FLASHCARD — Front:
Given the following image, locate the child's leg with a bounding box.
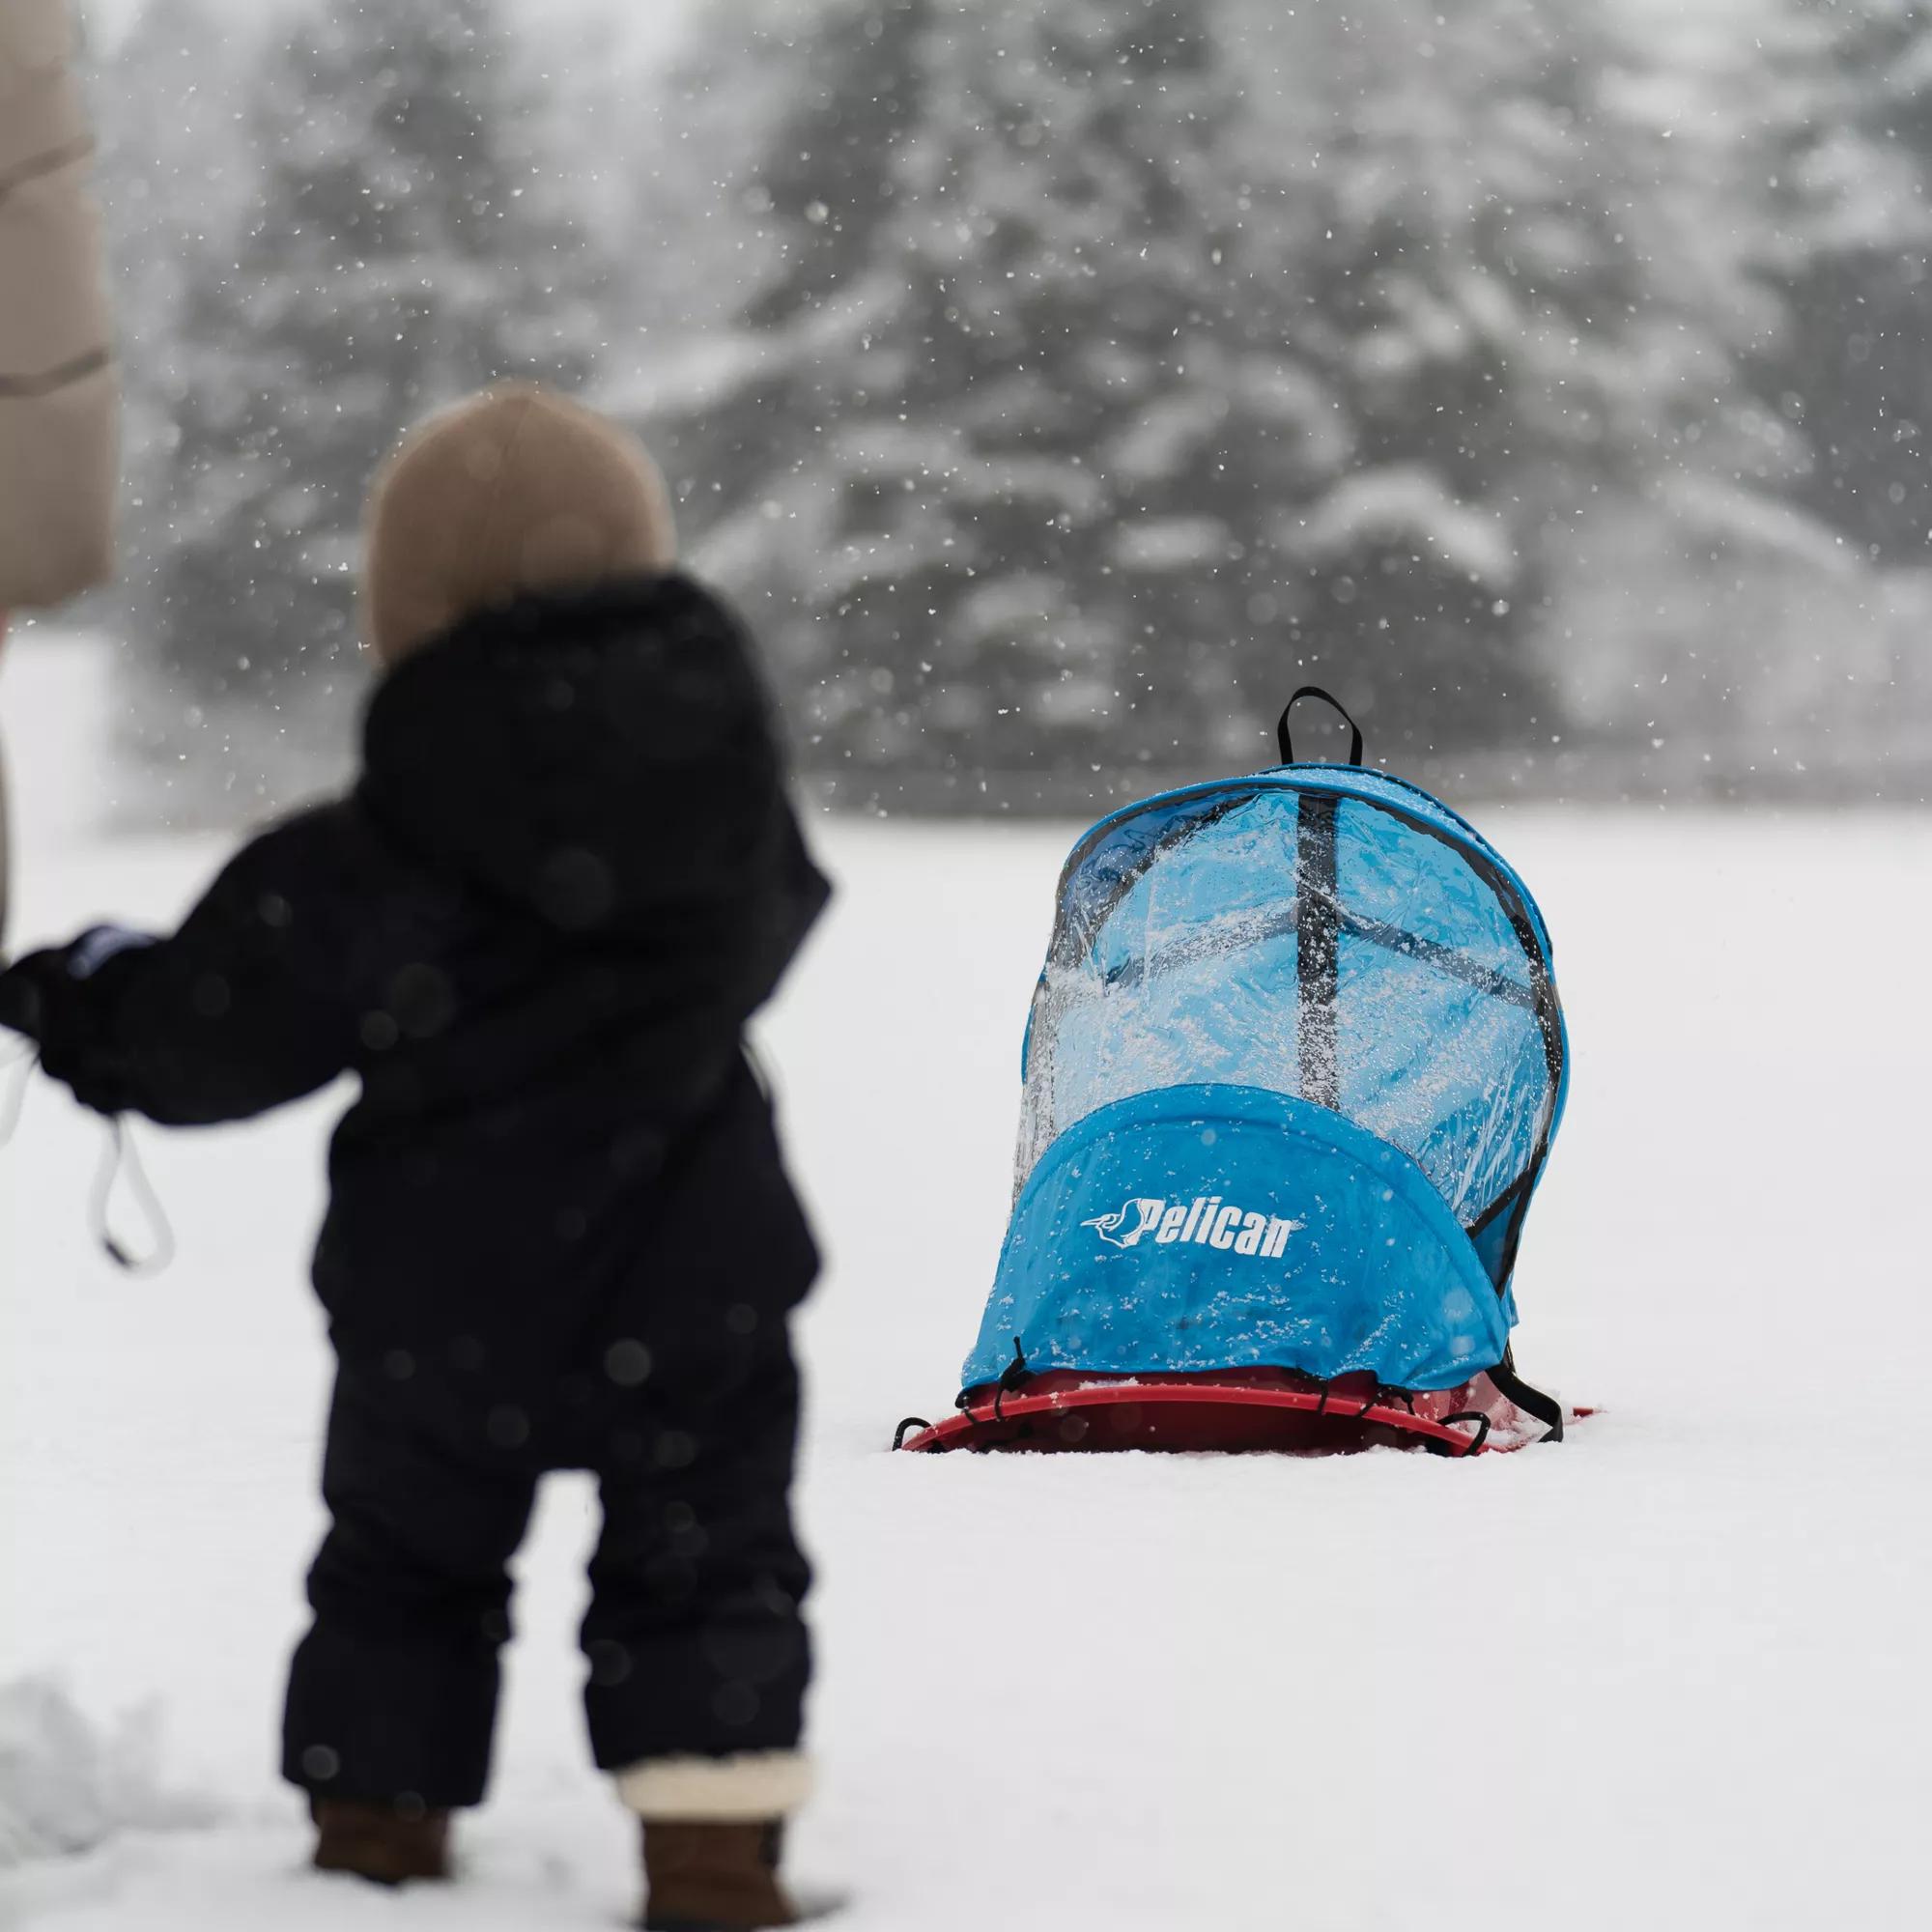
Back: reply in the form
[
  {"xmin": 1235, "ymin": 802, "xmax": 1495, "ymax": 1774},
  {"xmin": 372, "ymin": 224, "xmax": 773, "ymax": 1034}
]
[
  {"xmin": 582, "ymin": 1332, "xmax": 812, "ymax": 1809},
  {"xmin": 283, "ymin": 1367, "xmax": 537, "ymax": 1813}
]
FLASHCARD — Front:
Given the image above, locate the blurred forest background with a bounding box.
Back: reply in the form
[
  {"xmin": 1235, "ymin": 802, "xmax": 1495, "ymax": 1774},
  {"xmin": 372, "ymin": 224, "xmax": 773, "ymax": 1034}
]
[{"xmin": 71, "ymin": 0, "xmax": 1932, "ymax": 816}]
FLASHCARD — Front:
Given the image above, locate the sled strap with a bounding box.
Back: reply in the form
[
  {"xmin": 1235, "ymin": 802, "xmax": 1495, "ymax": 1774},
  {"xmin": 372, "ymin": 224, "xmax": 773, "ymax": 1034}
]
[
  {"xmin": 1488, "ymin": 1359, "xmax": 1565, "ymax": 1443},
  {"xmin": 1277, "ymin": 686, "xmax": 1364, "ymax": 766},
  {"xmin": 1432, "ymin": 1411, "xmax": 1493, "ymax": 1456}
]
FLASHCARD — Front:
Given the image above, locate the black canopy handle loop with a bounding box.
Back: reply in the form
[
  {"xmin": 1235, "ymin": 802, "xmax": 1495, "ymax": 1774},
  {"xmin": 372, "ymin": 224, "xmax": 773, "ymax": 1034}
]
[{"xmin": 1277, "ymin": 687, "xmax": 1365, "ymax": 768}]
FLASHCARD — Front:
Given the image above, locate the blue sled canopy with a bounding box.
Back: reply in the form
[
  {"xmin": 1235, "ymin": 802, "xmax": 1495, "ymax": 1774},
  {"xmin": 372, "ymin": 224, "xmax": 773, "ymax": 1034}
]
[{"xmin": 963, "ymin": 759, "xmax": 1569, "ymax": 1398}]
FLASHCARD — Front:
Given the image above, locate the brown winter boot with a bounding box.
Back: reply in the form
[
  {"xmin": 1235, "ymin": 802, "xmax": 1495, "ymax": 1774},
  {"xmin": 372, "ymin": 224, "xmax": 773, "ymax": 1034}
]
[
  {"xmin": 641, "ymin": 1820, "xmax": 798, "ymax": 1929},
  {"xmin": 310, "ymin": 1796, "xmax": 452, "ymax": 1885}
]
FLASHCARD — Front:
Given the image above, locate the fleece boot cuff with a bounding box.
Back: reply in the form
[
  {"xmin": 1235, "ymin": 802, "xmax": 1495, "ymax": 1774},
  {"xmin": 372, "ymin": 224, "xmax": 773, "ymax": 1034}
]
[{"xmin": 617, "ymin": 1750, "xmax": 813, "ymax": 1822}]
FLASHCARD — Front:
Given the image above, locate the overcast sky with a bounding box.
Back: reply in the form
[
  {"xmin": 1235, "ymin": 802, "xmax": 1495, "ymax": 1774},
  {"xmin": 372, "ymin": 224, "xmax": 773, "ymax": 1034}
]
[{"xmin": 81, "ymin": 0, "xmax": 696, "ymax": 64}]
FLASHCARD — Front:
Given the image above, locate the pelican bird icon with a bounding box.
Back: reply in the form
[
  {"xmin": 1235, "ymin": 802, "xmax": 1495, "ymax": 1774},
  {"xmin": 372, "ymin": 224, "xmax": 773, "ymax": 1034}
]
[{"xmin": 1083, "ymin": 1198, "xmax": 1168, "ymax": 1249}]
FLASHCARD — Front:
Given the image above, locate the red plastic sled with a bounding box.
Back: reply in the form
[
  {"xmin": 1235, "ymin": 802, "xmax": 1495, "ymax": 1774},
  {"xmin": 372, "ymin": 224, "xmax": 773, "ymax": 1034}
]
[{"xmin": 895, "ymin": 1366, "xmax": 1581, "ymax": 1458}]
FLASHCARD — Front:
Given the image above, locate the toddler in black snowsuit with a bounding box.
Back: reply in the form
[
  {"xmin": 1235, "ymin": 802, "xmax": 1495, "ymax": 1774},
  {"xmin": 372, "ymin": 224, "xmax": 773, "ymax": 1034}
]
[{"xmin": 0, "ymin": 385, "xmax": 828, "ymax": 1929}]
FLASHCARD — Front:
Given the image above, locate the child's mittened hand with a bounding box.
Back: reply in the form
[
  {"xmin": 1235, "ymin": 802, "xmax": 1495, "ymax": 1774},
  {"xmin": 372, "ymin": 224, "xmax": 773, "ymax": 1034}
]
[
  {"xmin": 0, "ymin": 960, "xmax": 45, "ymax": 1038},
  {"xmin": 65, "ymin": 926, "xmax": 157, "ymax": 981},
  {"xmin": 0, "ymin": 941, "xmax": 149, "ymax": 1115},
  {"xmin": 0, "ymin": 966, "xmax": 38, "ymax": 1043},
  {"xmin": 0, "ymin": 928, "xmax": 155, "ymax": 1037}
]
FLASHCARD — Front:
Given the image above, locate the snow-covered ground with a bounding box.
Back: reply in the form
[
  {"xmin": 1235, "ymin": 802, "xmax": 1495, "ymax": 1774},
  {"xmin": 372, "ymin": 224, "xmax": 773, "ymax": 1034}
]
[{"xmin": 2, "ymin": 642, "xmax": 1927, "ymax": 1928}]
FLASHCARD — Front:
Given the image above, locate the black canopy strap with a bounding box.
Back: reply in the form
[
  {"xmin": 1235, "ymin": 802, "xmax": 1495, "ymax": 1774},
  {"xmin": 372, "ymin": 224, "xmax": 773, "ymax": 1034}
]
[
  {"xmin": 1488, "ymin": 1356, "xmax": 1567, "ymax": 1444},
  {"xmin": 1295, "ymin": 792, "xmax": 1341, "ymax": 1110},
  {"xmin": 1468, "ymin": 1172, "xmax": 1533, "ymax": 1237},
  {"xmin": 1277, "ymin": 687, "xmax": 1365, "ymax": 767}
]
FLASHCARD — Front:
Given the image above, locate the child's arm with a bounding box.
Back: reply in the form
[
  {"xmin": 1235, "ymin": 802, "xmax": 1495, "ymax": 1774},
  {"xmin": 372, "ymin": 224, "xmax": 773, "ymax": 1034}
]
[{"xmin": 0, "ymin": 811, "xmax": 362, "ymax": 1126}]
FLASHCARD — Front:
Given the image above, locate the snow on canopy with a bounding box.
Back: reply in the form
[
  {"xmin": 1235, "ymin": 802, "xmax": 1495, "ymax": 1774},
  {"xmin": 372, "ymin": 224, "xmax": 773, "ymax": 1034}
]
[{"xmin": 1020, "ymin": 768, "xmax": 1562, "ymax": 1226}]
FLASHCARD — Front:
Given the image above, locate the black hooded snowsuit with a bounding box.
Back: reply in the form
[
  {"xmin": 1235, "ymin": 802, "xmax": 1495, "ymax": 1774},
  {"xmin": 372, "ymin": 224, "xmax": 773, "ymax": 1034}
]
[{"xmin": 0, "ymin": 576, "xmax": 829, "ymax": 1808}]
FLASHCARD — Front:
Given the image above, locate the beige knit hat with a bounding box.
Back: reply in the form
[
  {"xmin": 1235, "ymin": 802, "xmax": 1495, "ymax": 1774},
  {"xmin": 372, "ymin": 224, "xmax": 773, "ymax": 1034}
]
[{"xmin": 361, "ymin": 383, "xmax": 678, "ymax": 668}]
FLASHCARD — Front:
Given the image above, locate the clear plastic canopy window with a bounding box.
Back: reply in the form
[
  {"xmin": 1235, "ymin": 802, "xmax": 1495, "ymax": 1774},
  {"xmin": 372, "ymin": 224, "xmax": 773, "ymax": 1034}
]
[{"xmin": 1017, "ymin": 780, "xmax": 1561, "ymax": 1236}]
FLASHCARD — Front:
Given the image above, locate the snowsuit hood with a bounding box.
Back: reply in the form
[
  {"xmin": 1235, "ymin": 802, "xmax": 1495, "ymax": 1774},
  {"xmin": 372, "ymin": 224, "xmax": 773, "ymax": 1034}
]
[{"xmin": 360, "ymin": 574, "xmax": 795, "ymax": 941}]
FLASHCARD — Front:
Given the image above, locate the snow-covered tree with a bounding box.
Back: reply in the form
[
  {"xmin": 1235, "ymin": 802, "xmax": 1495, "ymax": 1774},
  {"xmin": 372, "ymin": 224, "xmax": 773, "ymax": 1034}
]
[
  {"xmin": 654, "ymin": 0, "xmax": 1314, "ymax": 804},
  {"xmin": 140, "ymin": 0, "xmax": 607, "ymax": 802},
  {"xmin": 1750, "ymin": 0, "xmax": 1932, "ymax": 561},
  {"xmin": 1245, "ymin": 2, "xmax": 1586, "ymax": 764},
  {"xmin": 650, "ymin": 0, "xmax": 1767, "ymax": 802},
  {"xmin": 622, "ymin": 0, "xmax": 937, "ymax": 532},
  {"xmin": 1530, "ymin": 0, "xmax": 1932, "ymax": 802},
  {"xmin": 93, "ymin": 0, "xmax": 252, "ymax": 725},
  {"xmin": 1224, "ymin": 0, "xmax": 1802, "ymax": 779}
]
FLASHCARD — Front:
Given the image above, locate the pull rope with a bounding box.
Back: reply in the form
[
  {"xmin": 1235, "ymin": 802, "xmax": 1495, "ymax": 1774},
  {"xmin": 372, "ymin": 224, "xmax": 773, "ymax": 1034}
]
[
  {"xmin": 743, "ymin": 1039, "xmax": 776, "ymax": 1105},
  {"xmin": 0, "ymin": 1041, "xmax": 35, "ymax": 1149},
  {"xmin": 90, "ymin": 1117, "xmax": 176, "ymax": 1277}
]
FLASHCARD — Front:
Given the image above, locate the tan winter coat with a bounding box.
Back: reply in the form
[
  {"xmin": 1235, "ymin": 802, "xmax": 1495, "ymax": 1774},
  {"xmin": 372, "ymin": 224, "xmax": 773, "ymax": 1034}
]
[
  {"xmin": 1, "ymin": 0, "xmax": 117, "ymax": 941},
  {"xmin": 0, "ymin": 0, "xmax": 117, "ymax": 611}
]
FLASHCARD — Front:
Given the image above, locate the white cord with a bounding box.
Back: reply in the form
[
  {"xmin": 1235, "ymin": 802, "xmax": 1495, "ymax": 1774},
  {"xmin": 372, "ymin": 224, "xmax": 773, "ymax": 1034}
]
[{"xmin": 90, "ymin": 1116, "xmax": 177, "ymax": 1278}]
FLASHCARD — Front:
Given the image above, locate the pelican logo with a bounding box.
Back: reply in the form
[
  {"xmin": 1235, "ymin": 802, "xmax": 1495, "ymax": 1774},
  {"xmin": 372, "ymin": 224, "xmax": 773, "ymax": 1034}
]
[
  {"xmin": 1083, "ymin": 1198, "xmax": 1169, "ymax": 1248},
  {"xmin": 1083, "ymin": 1195, "xmax": 1304, "ymax": 1259}
]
